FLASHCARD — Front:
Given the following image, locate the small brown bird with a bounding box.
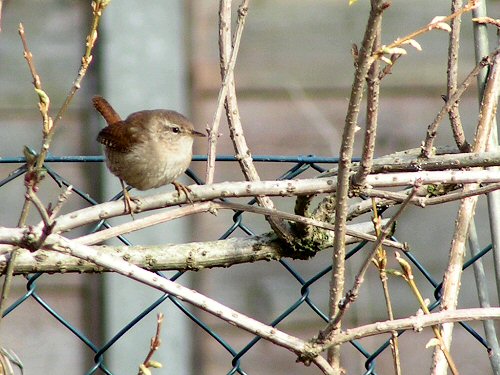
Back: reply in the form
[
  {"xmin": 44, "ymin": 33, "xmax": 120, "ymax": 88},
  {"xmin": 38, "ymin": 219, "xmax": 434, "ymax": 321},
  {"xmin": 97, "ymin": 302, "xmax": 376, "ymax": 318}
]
[{"xmin": 93, "ymin": 96, "xmax": 205, "ymax": 212}]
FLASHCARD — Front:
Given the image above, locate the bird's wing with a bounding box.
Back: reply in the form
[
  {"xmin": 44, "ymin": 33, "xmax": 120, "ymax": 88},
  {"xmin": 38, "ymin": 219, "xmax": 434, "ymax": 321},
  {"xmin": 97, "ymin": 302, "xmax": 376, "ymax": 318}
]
[{"xmin": 96, "ymin": 121, "xmax": 143, "ymax": 152}]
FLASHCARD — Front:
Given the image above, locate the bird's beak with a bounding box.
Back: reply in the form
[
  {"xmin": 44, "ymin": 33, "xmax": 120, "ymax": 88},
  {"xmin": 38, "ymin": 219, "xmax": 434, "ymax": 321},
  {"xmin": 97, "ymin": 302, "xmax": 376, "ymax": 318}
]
[{"xmin": 191, "ymin": 129, "xmax": 206, "ymax": 137}]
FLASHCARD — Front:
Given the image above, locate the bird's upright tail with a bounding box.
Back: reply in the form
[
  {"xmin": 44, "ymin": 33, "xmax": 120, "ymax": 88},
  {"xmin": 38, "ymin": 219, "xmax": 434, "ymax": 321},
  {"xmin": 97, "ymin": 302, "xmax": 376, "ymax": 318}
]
[{"xmin": 92, "ymin": 95, "xmax": 122, "ymax": 126}]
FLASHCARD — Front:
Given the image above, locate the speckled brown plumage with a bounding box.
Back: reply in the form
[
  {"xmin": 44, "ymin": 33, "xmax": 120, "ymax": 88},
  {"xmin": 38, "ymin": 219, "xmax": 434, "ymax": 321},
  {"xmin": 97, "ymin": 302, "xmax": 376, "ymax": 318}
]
[{"xmin": 93, "ymin": 96, "xmax": 205, "ymax": 193}]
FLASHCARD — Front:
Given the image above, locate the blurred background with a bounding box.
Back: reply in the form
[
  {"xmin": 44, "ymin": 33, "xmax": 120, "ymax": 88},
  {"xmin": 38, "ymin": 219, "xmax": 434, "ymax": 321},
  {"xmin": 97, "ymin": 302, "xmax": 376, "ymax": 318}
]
[{"xmin": 0, "ymin": 0, "xmax": 499, "ymax": 374}]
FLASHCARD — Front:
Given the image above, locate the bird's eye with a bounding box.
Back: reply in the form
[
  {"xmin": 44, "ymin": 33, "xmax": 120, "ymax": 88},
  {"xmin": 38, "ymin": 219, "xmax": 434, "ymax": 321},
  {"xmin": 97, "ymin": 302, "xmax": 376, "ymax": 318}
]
[{"xmin": 172, "ymin": 126, "xmax": 180, "ymax": 133}]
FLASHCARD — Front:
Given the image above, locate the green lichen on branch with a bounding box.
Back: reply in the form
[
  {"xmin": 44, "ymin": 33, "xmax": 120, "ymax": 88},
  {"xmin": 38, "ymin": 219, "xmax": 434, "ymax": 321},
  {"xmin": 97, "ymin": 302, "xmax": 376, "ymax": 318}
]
[{"xmin": 284, "ymin": 194, "xmax": 337, "ymax": 258}]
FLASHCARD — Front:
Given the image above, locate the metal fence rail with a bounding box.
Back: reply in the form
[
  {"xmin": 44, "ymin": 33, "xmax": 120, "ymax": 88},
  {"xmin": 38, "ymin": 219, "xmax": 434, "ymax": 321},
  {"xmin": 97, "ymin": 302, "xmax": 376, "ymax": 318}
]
[{"xmin": 0, "ymin": 154, "xmax": 496, "ymax": 374}]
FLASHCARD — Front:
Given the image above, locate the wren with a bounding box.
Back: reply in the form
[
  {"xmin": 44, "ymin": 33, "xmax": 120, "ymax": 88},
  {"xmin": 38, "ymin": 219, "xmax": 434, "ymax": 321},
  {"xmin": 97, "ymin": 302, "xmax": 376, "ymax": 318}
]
[{"xmin": 93, "ymin": 96, "xmax": 205, "ymax": 211}]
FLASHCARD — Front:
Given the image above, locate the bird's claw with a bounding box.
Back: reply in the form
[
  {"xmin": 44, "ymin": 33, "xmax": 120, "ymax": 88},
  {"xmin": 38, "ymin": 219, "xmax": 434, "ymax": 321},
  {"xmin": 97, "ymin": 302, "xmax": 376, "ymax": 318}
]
[{"xmin": 172, "ymin": 181, "xmax": 193, "ymax": 203}]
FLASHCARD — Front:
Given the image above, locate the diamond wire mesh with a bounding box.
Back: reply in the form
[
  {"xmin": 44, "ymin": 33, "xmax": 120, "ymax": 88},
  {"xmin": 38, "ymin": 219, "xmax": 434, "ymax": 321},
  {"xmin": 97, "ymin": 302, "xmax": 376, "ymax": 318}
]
[{"xmin": 0, "ymin": 154, "xmax": 495, "ymax": 374}]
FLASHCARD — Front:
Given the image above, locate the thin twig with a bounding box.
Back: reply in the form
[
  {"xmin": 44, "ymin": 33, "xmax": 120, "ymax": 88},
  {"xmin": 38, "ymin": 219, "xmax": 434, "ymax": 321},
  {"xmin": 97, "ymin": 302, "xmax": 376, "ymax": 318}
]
[
  {"xmin": 51, "ymin": 0, "xmax": 107, "ymax": 129},
  {"xmin": 431, "ymin": 36, "xmax": 500, "ymax": 375},
  {"xmin": 217, "ymin": 0, "xmax": 294, "ymax": 244},
  {"xmin": 26, "ymin": 188, "xmax": 52, "ymax": 229},
  {"xmin": 323, "ymin": 148, "xmax": 500, "ymax": 175},
  {"xmin": 372, "ymin": 0, "xmax": 479, "ymax": 61},
  {"xmin": 347, "ymin": 182, "xmax": 500, "ymax": 220},
  {"xmin": 206, "ymin": 0, "xmax": 250, "ymax": 184},
  {"xmin": 371, "ymin": 201, "xmax": 401, "ymax": 375},
  {"xmin": 138, "ymin": 313, "xmax": 164, "ymax": 375},
  {"xmin": 75, "ymin": 201, "xmax": 405, "ymax": 250},
  {"xmin": 17, "ymin": 24, "xmax": 53, "ymax": 225},
  {"xmin": 473, "ymin": 2, "xmax": 500, "ymax": 372},
  {"xmin": 77, "ymin": 202, "xmax": 213, "ymax": 245},
  {"xmin": 421, "ymin": 48, "xmax": 500, "ymax": 158},
  {"xmin": 328, "ymin": 1, "xmax": 389, "ymax": 367},
  {"xmin": 446, "ymin": 0, "xmax": 471, "ymax": 152},
  {"xmin": 318, "ymin": 184, "xmax": 418, "ymax": 345},
  {"xmin": 362, "ymin": 182, "xmax": 500, "ymax": 205},
  {"xmin": 0, "ymin": 0, "xmax": 108, "ymax": 336},
  {"xmin": 468, "ymin": 220, "xmax": 500, "ymax": 373},
  {"xmin": 472, "ymin": 16, "xmax": 500, "ymax": 29},
  {"xmin": 353, "ymin": 9, "xmax": 382, "ymax": 187},
  {"xmin": 395, "ymin": 253, "xmax": 459, "ymax": 374},
  {"xmin": 0, "ymin": 23, "xmax": 53, "ymax": 333},
  {"xmin": 316, "ymin": 308, "xmax": 500, "ymax": 350},
  {"xmin": 18, "ymin": 24, "xmax": 52, "ymax": 136},
  {"xmin": 472, "ymin": 4, "xmax": 490, "ymax": 99},
  {"xmin": 48, "ymin": 185, "xmax": 73, "ymax": 221},
  {"xmin": 17, "ymin": 1, "xmax": 108, "ymax": 225}
]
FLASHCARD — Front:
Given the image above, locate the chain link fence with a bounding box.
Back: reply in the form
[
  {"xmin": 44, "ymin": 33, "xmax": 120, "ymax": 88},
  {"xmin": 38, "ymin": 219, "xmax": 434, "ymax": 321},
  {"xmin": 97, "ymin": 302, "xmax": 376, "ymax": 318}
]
[{"xmin": 0, "ymin": 154, "xmax": 496, "ymax": 374}]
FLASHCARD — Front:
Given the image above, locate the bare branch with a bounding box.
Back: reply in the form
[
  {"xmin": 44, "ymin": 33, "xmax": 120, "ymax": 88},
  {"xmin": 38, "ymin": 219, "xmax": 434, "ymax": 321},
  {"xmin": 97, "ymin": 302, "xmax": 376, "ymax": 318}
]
[
  {"xmin": 318, "ymin": 184, "xmax": 418, "ymax": 345},
  {"xmin": 4, "ymin": 229, "xmax": 334, "ymax": 374},
  {"xmin": 0, "ymin": 219, "xmax": 398, "ymax": 275},
  {"xmin": 316, "ymin": 307, "xmax": 500, "ymax": 350},
  {"xmin": 421, "ymin": 48, "xmax": 500, "ymax": 157},
  {"xmin": 431, "ymin": 38, "xmax": 500, "ymax": 375},
  {"xmin": 329, "ymin": 1, "xmax": 389, "ymax": 366},
  {"xmin": 217, "ymin": 0, "xmax": 293, "ymax": 244},
  {"xmin": 206, "ymin": 0, "xmax": 250, "ymax": 184},
  {"xmin": 321, "ymin": 148, "xmax": 500, "ymax": 175},
  {"xmin": 41, "ymin": 169, "xmax": 500, "ymax": 236},
  {"xmin": 446, "ymin": 0, "xmax": 471, "ymax": 152},
  {"xmin": 0, "ymin": 0, "xmax": 109, "ymax": 335},
  {"xmin": 353, "ymin": 9, "xmax": 382, "ymax": 187}
]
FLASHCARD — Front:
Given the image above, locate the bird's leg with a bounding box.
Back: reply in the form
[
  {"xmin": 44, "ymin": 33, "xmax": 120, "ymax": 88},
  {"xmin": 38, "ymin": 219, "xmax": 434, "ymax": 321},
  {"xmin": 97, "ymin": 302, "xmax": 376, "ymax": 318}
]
[
  {"xmin": 172, "ymin": 181, "xmax": 193, "ymax": 203},
  {"xmin": 120, "ymin": 179, "xmax": 135, "ymax": 218}
]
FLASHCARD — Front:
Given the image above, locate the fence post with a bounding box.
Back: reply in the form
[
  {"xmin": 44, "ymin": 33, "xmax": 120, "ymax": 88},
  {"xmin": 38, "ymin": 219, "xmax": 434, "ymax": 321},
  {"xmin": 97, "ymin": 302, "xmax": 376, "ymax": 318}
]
[{"xmin": 100, "ymin": 1, "xmax": 192, "ymax": 373}]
